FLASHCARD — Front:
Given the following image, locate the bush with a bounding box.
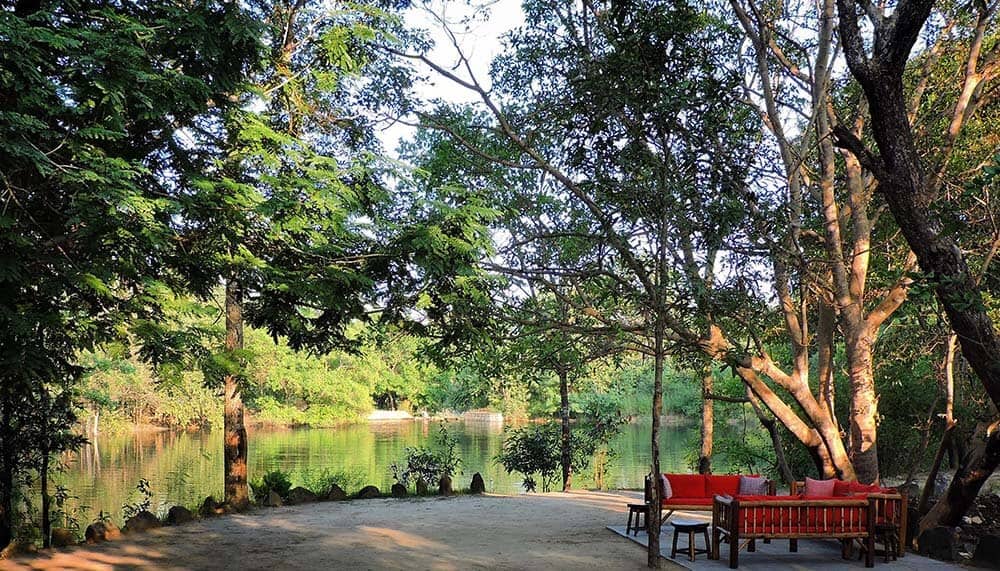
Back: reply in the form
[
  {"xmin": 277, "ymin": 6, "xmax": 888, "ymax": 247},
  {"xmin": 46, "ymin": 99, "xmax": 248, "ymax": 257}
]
[
  {"xmin": 250, "ymin": 470, "xmax": 292, "ymax": 502},
  {"xmin": 122, "ymin": 479, "xmax": 154, "ymax": 520},
  {"xmin": 389, "ymin": 424, "xmax": 462, "ymax": 487},
  {"xmin": 497, "ymin": 407, "xmax": 626, "ymax": 493},
  {"xmin": 298, "ymin": 467, "xmax": 364, "ymax": 494},
  {"xmin": 496, "ymin": 424, "xmax": 561, "ymax": 492}
]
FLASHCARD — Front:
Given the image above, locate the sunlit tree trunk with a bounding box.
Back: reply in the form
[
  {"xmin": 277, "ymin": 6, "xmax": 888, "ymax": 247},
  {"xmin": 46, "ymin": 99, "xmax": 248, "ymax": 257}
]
[
  {"xmin": 845, "ymin": 333, "xmax": 879, "ymax": 483},
  {"xmin": 699, "ymin": 368, "xmax": 713, "ymax": 475},
  {"xmin": 224, "ymin": 279, "xmax": 250, "ymax": 510}
]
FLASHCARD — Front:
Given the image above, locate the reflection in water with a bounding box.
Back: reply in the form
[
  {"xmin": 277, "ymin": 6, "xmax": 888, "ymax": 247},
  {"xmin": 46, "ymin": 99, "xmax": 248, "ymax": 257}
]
[{"xmin": 52, "ymin": 420, "xmax": 708, "ymax": 522}]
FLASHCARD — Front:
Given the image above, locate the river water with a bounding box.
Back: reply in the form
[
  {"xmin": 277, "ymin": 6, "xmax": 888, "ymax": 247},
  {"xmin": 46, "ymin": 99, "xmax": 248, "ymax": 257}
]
[{"xmin": 53, "ymin": 419, "xmax": 715, "ymax": 522}]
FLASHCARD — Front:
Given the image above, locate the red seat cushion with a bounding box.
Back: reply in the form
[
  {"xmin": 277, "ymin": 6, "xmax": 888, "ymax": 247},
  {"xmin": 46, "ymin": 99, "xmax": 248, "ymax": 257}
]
[
  {"xmin": 833, "ymin": 479, "xmax": 852, "ymax": 496},
  {"xmin": 662, "ymin": 496, "xmax": 713, "ymax": 507},
  {"xmin": 706, "ymin": 475, "xmax": 742, "ymax": 497},
  {"xmin": 665, "ymin": 474, "xmax": 706, "ymax": 498},
  {"xmin": 848, "ymin": 481, "xmax": 881, "ymax": 494}
]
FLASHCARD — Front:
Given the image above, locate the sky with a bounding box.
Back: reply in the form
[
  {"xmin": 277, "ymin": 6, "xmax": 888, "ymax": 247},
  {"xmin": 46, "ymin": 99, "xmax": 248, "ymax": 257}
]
[{"xmin": 378, "ymin": 0, "xmax": 525, "ymax": 156}]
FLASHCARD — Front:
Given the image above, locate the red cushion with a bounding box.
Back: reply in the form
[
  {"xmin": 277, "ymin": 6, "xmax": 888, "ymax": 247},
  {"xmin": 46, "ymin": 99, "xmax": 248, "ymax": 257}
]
[
  {"xmin": 848, "ymin": 481, "xmax": 881, "ymax": 495},
  {"xmin": 665, "ymin": 474, "xmax": 706, "ymax": 498},
  {"xmin": 706, "ymin": 475, "xmax": 742, "ymax": 497},
  {"xmin": 833, "ymin": 480, "xmax": 852, "ymax": 496},
  {"xmin": 735, "ymin": 495, "xmax": 800, "ymax": 502},
  {"xmin": 662, "ymin": 496, "xmax": 713, "ymax": 507}
]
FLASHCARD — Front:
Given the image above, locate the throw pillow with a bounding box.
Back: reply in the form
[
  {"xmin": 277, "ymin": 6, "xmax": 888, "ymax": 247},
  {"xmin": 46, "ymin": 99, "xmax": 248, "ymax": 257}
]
[
  {"xmin": 804, "ymin": 477, "xmax": 836, "ymax": 497},
  {"xmin": 660, "ymin": 475, "xmax": 673, "ymax": 499},
  {"xmin": 738, "ymin": 475, "xmax": 769, "ymax": 496}
]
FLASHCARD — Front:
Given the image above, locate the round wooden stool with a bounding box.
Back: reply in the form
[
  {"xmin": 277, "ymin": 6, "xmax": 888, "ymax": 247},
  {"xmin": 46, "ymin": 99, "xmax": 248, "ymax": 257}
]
[
  {"xmin": 626, "ymin": 503, "xmax": 648, "ymax": 536},
  {"xmin": 670, "ymin": 519, "xmax": 711, "ymax": 562}
]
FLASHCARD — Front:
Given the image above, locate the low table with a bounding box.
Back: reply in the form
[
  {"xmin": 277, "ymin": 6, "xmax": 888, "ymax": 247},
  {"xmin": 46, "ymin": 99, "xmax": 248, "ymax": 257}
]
[
  {"xmin": 625, "ymin": 503, "xmax": 648, "ymax": 536},
  {"xmin": 670, "ymin": 519, "xmax": 711, "ymax": 562}
]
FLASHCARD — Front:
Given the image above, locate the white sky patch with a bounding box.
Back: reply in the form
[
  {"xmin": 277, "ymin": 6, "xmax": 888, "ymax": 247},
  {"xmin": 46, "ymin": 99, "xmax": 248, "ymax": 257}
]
[{"xmin": 378, "ymin": 0, "xmax": 524, "ymax": 157}]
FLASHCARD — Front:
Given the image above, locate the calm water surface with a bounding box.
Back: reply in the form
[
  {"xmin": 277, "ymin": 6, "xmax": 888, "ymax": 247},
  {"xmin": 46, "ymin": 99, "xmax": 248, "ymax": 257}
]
[{"xmin": 54, "ymin": 420, "xmax": 713, "ymax": 522}]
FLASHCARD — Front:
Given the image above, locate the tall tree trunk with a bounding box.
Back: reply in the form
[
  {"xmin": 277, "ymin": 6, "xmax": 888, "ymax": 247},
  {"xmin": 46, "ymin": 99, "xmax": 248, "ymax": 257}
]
[
  {"xmin": 647, "ymin": 323, "xmax": 665, "ymax": 568},
  {"xmin": 919, "ymin": 336, "xmax": 958, "ymax": 514},
  {"xmin": 817, "ymin": 299, "xmax": 838, "ymax": 425},
  {"xmin": 0, "ymin": 395, "xmax": 12, "ymax": 548},
  {"xmin": 845, "ymin": 332, "xmax": 880, "ymax": 483},
  {"xmin": 747, "ymin": 388, "xmax": 795, "ymax": 484},
  {"xmin": 559, "ymin": 369, "xmax": 572, "ymax": 492},
  {"xmin": 699, "ymin": 368, "xmax": 713, "ymax": 475},
  {"xmin": 920, "ymin": 420, "xmax": 1000, "ymax": 533},
  {"xmin": 224, "ymin": 279, "xmax": 250, "ymax": 511},
  {"xmin": 40, "ymin": 440, "xmax": 50, "ymax": 548}
]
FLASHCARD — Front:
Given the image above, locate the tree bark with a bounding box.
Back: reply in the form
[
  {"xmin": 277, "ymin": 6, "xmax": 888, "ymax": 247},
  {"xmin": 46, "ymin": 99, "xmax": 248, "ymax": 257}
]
[
  {"xmin": 647, "ymin": 323, "xmax": 665, "ymax": 569},
  {"xmin": 699, "ymin": 368, "xmax": 713, "ymax": 475},
  {"xmin": 0, "ymin": 394, "xmax": 12, "ymax": 548},
  {"xmin": 224, "ymin": 279, "xmax": 250, "ymax": 511},
  {"xmin": 920, "ymin": 420, "xmax": 1000, "ymax": 533},
  {"xmin": 919, "ymin": 336, "xmax": 959, "ymax": 514},
  {"xmin": 747, "ymin": 388, "xmax": 795, "ymax": 484},
  {"xmin": 559, "ymin": 368, "xmax": 572, "ymax": 492},
  {"xmin": 40, "ymin": 439, "xmax": 50, "ymax": 548},
  {"xmin": 845, "ymin": 332, "xmax": 880, "ymax": 483}
]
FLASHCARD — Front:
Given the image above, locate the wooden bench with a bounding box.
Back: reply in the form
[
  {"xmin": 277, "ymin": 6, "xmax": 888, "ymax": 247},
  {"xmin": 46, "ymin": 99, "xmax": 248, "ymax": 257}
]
[
  {"xmin": 712, "ymin": 495, "xmax": 878, "ymax": 568},
  {"xmin": 790, "ymin": 480, "xmax": 908, "ymax": 559}
]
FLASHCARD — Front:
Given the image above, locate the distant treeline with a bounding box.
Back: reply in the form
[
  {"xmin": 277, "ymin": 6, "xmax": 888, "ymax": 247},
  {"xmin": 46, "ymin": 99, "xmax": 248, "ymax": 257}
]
[{"xmin": 77, "ymin": 317, "xmax": 700, "ymax": 432}]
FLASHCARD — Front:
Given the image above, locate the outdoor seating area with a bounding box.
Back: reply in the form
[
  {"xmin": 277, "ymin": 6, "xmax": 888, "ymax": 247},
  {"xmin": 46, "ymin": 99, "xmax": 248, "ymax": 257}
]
[{"xmin": 626, "ymin": 475, "xmax": 908, "ymax": 568}]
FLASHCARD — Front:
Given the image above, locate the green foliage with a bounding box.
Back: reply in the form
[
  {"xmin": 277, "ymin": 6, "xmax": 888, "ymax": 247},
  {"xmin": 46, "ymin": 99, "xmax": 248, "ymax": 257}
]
[
  {"xmin": 51, "ymin": 485, "xmax": 85, "ymax": 536},
  {"xmin": 298, "ymin": 467, "xmax": 365, "ymax": 495},
  {"xmin": 496, "ymin": 424, "xmax": 562, "ymax": 493},
  {"xmin": 389, "ymin": 424, "xmax": 462, "ymax": 488},
  {"xmin": 250, "ymin": 470, "xmax": 293, "ymax": 503},
  {"xmin": 121, "ymin": 479, "xmax": 154, "ymax": 521}
]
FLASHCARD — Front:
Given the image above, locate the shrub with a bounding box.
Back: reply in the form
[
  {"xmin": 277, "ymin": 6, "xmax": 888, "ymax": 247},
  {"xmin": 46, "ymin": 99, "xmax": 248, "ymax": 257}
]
[
  {"xmin": 298, "ymin": 467, "xmax": 364, "ymax": 494},
  {"xmin": 250, "ymin": 470, "xmax": 293, "ymax": 502},
  {"xmin": 122, "ymin": 479, "xmax": 154, "ymax": 520},
  {"xmin": 497, "ymin": 408, "xmax": 626, "ymax": 493},
  {"xmin": 496, "ymin": 424, "xmax": 561, "ymax": 492},
  {"xmin": 389, "ymin": 424, "xmax": 462, "ymax": 487}
]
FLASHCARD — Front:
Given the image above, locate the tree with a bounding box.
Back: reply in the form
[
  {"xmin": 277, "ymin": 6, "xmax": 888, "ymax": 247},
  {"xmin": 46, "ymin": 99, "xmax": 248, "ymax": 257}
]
[
  {"xmin": 167, "ymin": 0, "xmax": 495, "ymax": 509},
  {"xmin": 398, "ymin": 2, "xmax": 757, "ymax": 565},
  {"xmin": 834, "ymin": 0, "xmax": 1000, "ymax": 529},
  {"xmin": 0, "ymin": 0, "xmax": 258, "ymax": 544},
  {"xmin": 504, "ymin": 294, "xmax": 622, "ymax": 492}
]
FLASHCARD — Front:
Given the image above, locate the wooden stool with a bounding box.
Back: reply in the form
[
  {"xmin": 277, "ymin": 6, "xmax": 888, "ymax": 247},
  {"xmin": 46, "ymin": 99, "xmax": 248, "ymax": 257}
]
[
  {"xmin": 670, "ymin": 519, "xmax": 711, "ymax": 562},
  {"xmin": 626, "ymin": 503, "xmax": 648, "ymax": 536}
]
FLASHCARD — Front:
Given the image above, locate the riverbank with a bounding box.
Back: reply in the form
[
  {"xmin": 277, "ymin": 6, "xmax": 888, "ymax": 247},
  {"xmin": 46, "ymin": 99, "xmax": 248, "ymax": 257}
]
[{"xmin": 0, "ymin": 491, "xmax": 659, "ymax": 570}]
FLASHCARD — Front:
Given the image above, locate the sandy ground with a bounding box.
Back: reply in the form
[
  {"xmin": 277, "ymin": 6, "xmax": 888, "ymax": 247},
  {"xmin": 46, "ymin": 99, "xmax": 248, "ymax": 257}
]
[{"xmin": 0, "ymin": 490, "xmax": 678, "ymax": 571}]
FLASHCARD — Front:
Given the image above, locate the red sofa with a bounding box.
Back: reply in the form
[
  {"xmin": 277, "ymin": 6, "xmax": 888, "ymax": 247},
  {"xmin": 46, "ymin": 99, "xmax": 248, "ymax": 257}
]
[
  {"xmin": 790, "ymin": 479, "xmax": 908, "ymax": 556},
  {"xmin": 644, "ymin": 473, "xmax": 775, "ymax": 524}
]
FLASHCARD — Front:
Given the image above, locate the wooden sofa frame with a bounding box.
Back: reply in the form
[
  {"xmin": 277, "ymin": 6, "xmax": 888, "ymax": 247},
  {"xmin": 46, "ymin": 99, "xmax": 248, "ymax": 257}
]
[
  {"xmin": 712, "ymin": 495, "xmax": 878, "ymax": 568},
  {"xmin": 790, "ymin": 480, "xmax": 908, "ymax": 558}
]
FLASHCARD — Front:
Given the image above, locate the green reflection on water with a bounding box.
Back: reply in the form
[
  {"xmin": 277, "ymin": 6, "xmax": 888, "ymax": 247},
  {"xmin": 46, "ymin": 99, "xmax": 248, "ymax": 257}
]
[{"xmin": 52, "ymin": 420, "xmax": 708, "ymax": 522}]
